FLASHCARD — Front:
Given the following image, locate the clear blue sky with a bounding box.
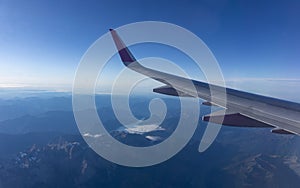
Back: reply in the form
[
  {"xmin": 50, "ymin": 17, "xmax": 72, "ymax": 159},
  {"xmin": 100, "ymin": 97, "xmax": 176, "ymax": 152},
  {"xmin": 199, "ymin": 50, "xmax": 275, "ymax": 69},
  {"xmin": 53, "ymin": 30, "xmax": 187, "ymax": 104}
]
[{"xmin": 0, "ymin": 0, "xmax": 299, "ymax": 100}]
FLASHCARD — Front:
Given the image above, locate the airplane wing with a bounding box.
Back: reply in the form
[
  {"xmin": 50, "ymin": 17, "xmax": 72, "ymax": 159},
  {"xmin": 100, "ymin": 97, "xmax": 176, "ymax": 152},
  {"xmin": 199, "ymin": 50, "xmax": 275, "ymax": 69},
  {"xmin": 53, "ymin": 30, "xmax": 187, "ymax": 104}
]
[{"xmin": 109, "ymin": 28, "xmax": 300, "ymax": 135}]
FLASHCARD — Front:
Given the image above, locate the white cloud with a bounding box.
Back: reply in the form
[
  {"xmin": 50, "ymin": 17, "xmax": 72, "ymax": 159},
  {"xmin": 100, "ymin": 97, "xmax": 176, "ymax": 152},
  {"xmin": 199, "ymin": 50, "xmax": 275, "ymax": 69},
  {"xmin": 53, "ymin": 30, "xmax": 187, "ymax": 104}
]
[
  {"xmin": 83, "ymin": 133, "xmax": 103, "ymax": 138},
  {"xmin": 118, "ymin": 124, "xmax": 165, "ymax": 135},
  {"xmin": 145, "ymin": 135, "xmax": 162, "ymax": 141}
]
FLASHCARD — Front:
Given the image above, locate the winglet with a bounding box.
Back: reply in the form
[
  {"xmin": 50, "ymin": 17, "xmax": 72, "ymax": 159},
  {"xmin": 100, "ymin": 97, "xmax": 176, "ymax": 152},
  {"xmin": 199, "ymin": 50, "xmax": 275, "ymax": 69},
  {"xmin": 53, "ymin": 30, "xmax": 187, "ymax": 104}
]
[{"xmin": 109, "ymin": 29, "xmax": 136, "ymax": 66}]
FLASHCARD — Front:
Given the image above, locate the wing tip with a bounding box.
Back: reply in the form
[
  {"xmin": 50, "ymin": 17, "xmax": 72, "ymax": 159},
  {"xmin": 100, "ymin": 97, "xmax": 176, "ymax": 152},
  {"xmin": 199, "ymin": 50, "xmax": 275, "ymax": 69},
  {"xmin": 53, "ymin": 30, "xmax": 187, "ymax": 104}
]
[{"xmin": 109, "ymin": 28, "xmax": 137, "ymax": 66}]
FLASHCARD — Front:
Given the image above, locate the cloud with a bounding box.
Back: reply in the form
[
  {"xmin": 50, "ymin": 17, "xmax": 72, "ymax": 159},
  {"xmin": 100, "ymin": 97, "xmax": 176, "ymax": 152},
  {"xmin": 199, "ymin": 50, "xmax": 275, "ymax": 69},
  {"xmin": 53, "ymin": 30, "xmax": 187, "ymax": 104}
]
[
  {"xmin": 118, "ymin": 124, "xmax": 165, "ymax": 135},
  {"xmin": 83, "ymin": 133, "xmax": 103, "ymax": 138},
  {"xmin": 284, "ymin": 156, "xmax": 300, "ymax": 177},
  {"xmin": 145, "ymin": 135, "xmax": 162, "ymax": 141}
]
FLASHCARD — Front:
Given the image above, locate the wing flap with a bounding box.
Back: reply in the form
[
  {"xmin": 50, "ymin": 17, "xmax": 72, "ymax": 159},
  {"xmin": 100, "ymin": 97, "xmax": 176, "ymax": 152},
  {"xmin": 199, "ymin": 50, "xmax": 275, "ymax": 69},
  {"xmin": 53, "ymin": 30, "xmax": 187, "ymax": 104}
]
[
  {"xmin": 203, "ymin": 110, "xmax": 273, "ymax": 128},
  {"xmin": 271, "ymin": 128, "xmax": 294, "ymax": 135},
  {"xmin": 202, "ymin": 101, "xmax": 219, "ymax": 107},
  {"xmin": 153, "ymin": 85, "xmax": 194, "ymax": 97}
]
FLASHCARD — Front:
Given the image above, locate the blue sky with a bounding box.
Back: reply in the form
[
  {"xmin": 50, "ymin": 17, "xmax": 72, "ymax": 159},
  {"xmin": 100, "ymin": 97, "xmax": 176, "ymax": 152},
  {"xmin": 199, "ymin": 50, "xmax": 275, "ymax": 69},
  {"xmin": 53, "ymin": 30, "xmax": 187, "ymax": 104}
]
[{"xmin": 0, "ymin": 0, "xmax": 300, "ymax": 100}]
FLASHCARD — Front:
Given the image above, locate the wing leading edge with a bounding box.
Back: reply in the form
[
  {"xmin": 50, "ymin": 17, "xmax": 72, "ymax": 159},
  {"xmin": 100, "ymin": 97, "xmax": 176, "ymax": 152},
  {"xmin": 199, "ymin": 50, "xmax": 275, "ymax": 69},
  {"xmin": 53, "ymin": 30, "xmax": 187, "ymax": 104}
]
[{"xmin": 109, "ymin": 29, "xmax": 300, "ymax": 135}]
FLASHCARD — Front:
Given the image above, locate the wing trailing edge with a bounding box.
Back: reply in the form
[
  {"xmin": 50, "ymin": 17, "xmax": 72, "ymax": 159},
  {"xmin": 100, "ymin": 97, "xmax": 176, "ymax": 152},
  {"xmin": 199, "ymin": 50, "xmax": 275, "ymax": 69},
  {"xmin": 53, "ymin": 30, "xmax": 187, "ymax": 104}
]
[
  {"xmin": 203, "ymin": 110, "xmax": 273, "ymax": 128},
  {"xmin": 153, "ymin": 85, "xmax": 194, "ymax": 97},
  {"xmin": 271, "ymin": 128, "xmax": 294, "ymax": 135}
]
